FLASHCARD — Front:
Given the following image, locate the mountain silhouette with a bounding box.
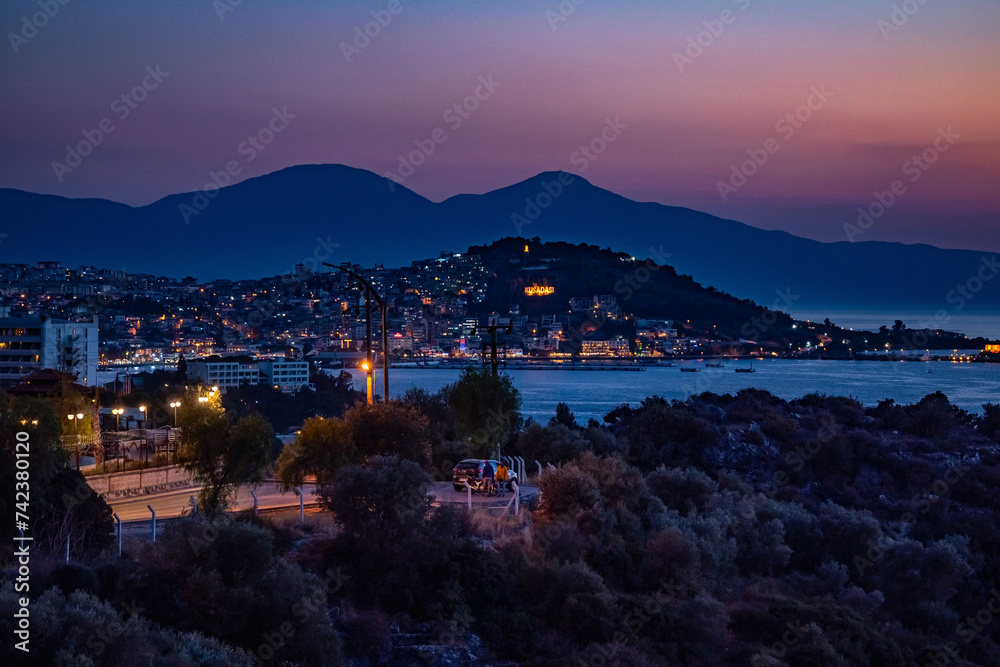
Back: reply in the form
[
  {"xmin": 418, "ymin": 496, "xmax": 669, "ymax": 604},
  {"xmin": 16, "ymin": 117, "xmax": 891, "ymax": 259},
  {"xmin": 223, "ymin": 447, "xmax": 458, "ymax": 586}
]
[{"xmin": 1, "ymin": 164, "xmax": 995, "ymax": 309}]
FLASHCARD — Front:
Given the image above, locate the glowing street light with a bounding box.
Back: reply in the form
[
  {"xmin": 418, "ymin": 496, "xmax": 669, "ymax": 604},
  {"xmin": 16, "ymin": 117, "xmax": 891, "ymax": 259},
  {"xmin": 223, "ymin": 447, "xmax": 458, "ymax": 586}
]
[
  {"xmin": 361, "ymin": 360, "xmax": 373, "ymax": 405},
  {"xmin": 112, "ymin": 408, "xmax": 123, "ymax": 430},
  {"xmin": 67, "ymin": 413, "xmax": 83, "ymax": 438},
  {"xmin": 169, "ymin": 401, "xmax": 181, "ymax": 424},
  {"xmin": 139, "ymin": 405, "xmax": 147, "ymax": 428}
]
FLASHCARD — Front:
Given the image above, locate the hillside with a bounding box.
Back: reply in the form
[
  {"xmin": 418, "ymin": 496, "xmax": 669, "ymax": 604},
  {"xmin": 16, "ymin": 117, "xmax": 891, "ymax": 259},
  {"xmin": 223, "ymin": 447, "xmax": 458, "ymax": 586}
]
[{"xmin": 1, "ymin": 164, "xmax": 997, "ymax": 309}]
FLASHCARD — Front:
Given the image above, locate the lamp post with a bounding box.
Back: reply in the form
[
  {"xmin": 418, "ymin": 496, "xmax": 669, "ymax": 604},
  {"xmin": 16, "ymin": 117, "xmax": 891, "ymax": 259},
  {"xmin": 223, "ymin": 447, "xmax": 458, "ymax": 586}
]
[
  {"xmin": 139, "ymin": 405, "xmax": 147, "ymax": 429},
  {"xmin": 169, "ymin": 401, "xmax": 181, "ymax": 425},
  {"xmin": 111, "ymin": 408, "xmax": 122, "ymax": 431},
  {"xmin": 360, "ymin": 360, "xmax": 373, "ymax": 405},
  {"xmin": 68, "ymin": 413, "xmax": 83, "ymax": 468},
  {"xmin": 322, "ymin": 262, "xmax": 388, "ymax": 402}
]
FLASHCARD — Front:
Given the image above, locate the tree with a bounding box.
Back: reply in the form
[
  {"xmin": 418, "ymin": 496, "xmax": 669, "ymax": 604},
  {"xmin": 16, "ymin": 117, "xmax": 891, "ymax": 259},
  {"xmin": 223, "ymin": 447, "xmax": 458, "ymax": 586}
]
[
  {"xmin": 976, "ymin": 402, "xmax": 1000, "ymax": 442},
  {"xmin": 0, "ymin": 393, "xmax": 113, "ymax": 559},
  {"xmin": 176, "ymin": 393, "xmax": 272, "ymax": 516},
  {"xmin": 448, "ymin": 367, "xmax": 521, "ymax": 457},
  {"xmin": 275, "ymin": 416, "xmax": 354, "ymax": 490},
  {"xmin": 551, "ymin": 402, "xmax": 577, "ymax": 428},
  {"xmin": 318, "ymin": 455, "xmax": 432, "ymax": 548},
  {"xmin": 343, "ymin": 401, "xmax": 431, "ymax": 465}
]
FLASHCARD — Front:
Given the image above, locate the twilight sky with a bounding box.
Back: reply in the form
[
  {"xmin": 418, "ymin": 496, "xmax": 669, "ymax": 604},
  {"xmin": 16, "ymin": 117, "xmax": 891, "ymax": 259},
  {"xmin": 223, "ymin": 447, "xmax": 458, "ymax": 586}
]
[{"xmin": 1, "ymin": 0, "xmax": 997, "ymax": 251}]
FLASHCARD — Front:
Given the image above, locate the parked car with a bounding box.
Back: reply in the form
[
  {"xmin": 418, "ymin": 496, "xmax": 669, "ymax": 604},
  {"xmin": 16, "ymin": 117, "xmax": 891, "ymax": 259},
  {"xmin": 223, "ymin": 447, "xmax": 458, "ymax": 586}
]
[{"xmin": 452, "ymin": 459, "xmax": 517, "ymax": 492}]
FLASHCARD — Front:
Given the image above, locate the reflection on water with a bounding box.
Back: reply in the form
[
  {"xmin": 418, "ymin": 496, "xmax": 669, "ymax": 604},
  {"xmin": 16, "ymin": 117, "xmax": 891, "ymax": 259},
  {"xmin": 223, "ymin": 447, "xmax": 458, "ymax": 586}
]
[{"xmin": 355, "ymin": 359, "xmax": 1000, "ymax": 422}]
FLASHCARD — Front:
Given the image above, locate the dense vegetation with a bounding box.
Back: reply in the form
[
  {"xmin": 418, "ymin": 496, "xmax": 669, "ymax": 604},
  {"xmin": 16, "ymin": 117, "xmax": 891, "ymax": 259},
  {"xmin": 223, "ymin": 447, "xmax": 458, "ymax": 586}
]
[{"xmin": 4, "ymin": 371, "xmax": 1000, "ymax": 665}]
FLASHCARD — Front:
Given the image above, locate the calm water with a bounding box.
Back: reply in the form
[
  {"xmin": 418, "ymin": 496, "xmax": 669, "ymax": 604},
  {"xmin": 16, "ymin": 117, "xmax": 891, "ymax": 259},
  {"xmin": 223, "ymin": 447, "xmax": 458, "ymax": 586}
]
[{"xmin": 353, "ymin": 360, "xmax": 1000, "ymax": 422}]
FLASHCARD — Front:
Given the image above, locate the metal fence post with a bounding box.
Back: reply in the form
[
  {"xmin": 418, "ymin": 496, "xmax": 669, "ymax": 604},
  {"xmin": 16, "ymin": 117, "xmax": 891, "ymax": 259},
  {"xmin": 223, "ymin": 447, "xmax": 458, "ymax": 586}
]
[
  {"xmin": 114, "ymin": 513, "xmax": 122, "ymax": 558},
  {"xmin": 463, "ymin": 480, "xmax": 473, "ymax": 512},
  {"xmin": 148, "ymin": 505, "xmax": 156, "ymax": 543},
  {"xmin": 295, "ymin": 487, "xmax": 304, "ymax": 525}
]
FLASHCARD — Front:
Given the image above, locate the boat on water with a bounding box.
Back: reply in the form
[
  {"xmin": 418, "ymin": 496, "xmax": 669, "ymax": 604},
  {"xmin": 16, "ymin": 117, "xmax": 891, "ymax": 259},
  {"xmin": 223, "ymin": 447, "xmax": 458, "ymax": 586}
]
[
  {"xmin": 706, "ymin": 362, "xmax": 724, "ymax": 368},
  {"xmin": 735, "ymin": 360, "xmax": 756, "ymax": 373},
  {"xmin": 680, "ymin": 367, "xmax": 700, "ymax": 373}
]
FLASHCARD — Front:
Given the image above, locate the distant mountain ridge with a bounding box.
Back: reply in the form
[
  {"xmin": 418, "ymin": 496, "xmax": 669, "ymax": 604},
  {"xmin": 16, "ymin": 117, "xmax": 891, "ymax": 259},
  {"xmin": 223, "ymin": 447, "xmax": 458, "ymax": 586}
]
[{"xmin": 1, "ymin": 163, "xmax": 996, "ymax": 309}]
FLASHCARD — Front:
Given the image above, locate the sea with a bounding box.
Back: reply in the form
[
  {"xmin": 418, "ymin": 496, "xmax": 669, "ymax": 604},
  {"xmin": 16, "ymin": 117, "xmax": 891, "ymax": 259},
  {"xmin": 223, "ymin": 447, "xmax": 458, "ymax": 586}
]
[{"xmin": 350, "ymin": 359, "xmax": 1000, "ymax": 423}]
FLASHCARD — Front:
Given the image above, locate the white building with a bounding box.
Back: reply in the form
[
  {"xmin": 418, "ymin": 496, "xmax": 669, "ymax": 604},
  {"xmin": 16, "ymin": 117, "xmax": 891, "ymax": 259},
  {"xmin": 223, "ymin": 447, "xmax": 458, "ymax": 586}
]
[
  {"xmin": 186, "ymin": 359, "xmax": 260, "ymax": 390},
  {"xmin": 258, "ymin": 360, "xmax": 311, "ymax": 392},
  {"xmin": 0, "ymin": 315, "xmax": 98, "ymax": 387}
]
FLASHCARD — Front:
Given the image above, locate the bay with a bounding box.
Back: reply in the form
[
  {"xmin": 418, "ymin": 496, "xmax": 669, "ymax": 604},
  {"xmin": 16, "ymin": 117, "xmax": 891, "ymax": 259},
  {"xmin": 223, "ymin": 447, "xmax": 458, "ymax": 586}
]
[{"xmin": 353, "ymin": 359, "xmax": 1000, "ymax": 423}]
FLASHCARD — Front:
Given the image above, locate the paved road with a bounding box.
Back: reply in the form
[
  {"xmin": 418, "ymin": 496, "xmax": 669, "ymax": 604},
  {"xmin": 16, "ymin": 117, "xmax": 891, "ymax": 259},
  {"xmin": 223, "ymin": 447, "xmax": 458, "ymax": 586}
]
[
  {"xmin": 109, "ymin": 482, "xmax": 318, "ymax": 522},
  {"xmin": 109, "ymin": 480, "xmax": 538, "ymax": 524},
  {"xmin": 429, "ymin": 481, "xmax": 539, "ymax": 507}
]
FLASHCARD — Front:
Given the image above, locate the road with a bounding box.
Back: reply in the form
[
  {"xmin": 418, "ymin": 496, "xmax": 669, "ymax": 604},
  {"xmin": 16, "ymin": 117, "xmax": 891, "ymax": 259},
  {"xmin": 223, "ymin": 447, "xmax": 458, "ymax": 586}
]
[
  {"xmin": 109, "ymin": 480, "xmax": 539, "ymax": 524},
  {"xmin": 109, "ymin": 482, "xmax": 318, "ymax": 522}
]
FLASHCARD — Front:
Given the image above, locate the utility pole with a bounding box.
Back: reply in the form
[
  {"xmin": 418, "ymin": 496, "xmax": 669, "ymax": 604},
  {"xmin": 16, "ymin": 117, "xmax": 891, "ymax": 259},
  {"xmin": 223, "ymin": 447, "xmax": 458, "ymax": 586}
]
[
  {"xmin": 478, "ymin": 319, "xmax": 513, "ymax": 377},
  {"xmin": 323, "ymin": 263, "xmax": 388, "ymax": 402}
]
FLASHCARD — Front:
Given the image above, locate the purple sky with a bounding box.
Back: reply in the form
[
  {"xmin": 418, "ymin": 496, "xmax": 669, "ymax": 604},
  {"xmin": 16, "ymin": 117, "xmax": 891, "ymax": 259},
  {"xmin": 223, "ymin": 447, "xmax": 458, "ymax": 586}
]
[{"xmin": 1, "ymin": 0, "xmax": 997, "ymax": 251}]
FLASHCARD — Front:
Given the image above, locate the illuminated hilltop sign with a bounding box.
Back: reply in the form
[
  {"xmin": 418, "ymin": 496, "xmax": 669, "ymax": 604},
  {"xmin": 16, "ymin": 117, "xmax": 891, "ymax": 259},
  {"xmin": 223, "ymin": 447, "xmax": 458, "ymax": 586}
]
[{"xmin": 524, "ymin": 285, "xmax": 555, "ymax": 296}]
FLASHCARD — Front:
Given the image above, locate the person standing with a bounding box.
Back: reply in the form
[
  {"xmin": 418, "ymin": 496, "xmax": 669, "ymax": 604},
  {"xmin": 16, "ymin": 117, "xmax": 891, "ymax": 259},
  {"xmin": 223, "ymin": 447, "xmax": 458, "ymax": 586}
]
[
  {"xmin": 496, "ymin": 460, "xmax": 509, "ymax": 497},
  {"xmin": 481, "ymin": 459, "xmax": 495, "ymax": 494}
]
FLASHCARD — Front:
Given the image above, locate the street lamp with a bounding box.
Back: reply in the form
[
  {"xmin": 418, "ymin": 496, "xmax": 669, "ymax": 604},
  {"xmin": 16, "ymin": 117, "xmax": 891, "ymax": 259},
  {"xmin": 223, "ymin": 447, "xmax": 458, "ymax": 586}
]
[
  {"xmin": 139, "ymin": 405, "xmax": 147, "ymax": 429},
  {"xmin": 112, "ymin": 408, "xmax": 123, "ymax": 431},
  {"xmin": 67, "ymin": 413, "xmax": 82, "ymax": 437},
  {"xmin": 67, "ymin": 413, "xmax": 83, "ymax": 468},
  {"xmin": 198, "ymin": 396, "xmax": 209, "ymax": 403},
  {"xmin": 360, "ymin": 360, "xmax": 373, "ymax": 404},
  {"xmin": 170, "ymin": 401, "xmax": 181, "ymax": 424}
]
